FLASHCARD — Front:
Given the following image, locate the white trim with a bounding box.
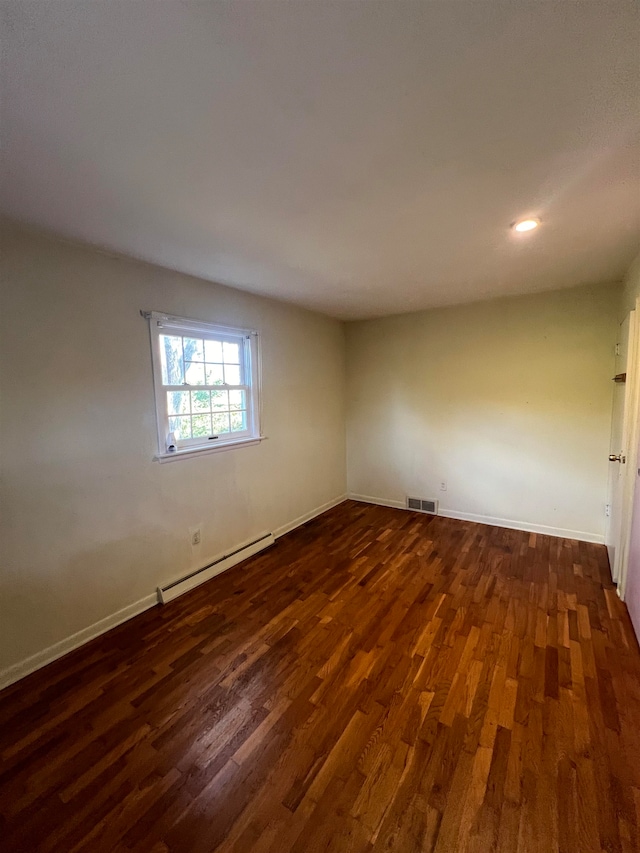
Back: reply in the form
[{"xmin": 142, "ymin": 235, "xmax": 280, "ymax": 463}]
[
  {"xmin": 156, "ymin": 435, "xmax": 266, "ymax": 462},
  {"xmin": 348, "ymin": 493, "xmax": 604, "ymax": 544},
  {"xmin": 0, "ymin": 594, "xmax": 157, "ymax": 692},
  {"xmin": 143, "ymin": 310, "xmax": 255, "ymax": 339},
  {"xmin": 146, "ymin": 311, "xmax": 261, "ymax": 457},
  {"xmin": 347, "ymin": 493, "xmax": 406, "ymax": 510},
  {"xmin": 0, "ymin": 495, "xmax": 348, "ymax": 692},
  {"xmin": 617, "ymin": 302, "xmax": 640, "ymax": 600},
  {"xmin": 272, "ymin": 494, "xmax": 348, "ymax": 539},
  {"xmin": 437, "ymin": 509, "xmax": 604, "ymax": 544}
]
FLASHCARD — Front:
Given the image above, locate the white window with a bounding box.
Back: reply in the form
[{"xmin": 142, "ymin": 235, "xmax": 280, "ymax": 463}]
[{"xmin": 145, "ymin": 312, "xmax": 262, "ymax": 461}]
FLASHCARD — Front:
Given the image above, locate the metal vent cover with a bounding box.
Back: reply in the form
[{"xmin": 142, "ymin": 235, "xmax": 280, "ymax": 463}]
[{"xmin": 407, "ymin": 497, "xmax": 438, "ymax": 515}]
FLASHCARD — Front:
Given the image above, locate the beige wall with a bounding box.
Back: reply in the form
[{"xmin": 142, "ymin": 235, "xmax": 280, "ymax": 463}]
[
  {"xmin": 346, "ymin": 284, "xmax": 620, "ymax": 540},
  {"xmin": 0, "ymin": 221, "xmax": 346, "ymax": 676}
]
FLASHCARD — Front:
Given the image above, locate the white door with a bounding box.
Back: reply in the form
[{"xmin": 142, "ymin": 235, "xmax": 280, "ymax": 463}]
[{"xmin": 606, "ymin": 312, "xmax": 634, "ymax": 582}]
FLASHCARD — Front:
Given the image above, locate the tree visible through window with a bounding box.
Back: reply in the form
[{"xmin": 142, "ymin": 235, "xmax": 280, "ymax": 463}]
[{"xmin": 146, "ymin": 312, "xmax": 261, "ymax": 457}]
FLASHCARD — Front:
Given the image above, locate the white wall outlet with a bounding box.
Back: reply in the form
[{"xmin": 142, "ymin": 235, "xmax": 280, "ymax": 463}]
[
  {"xmin": 190, "ymin": 526, "xmax": 201, "ymax": 547},
  {"xmin": 440, "ymin": 481, "xmax": 447, "ymax": 491}
]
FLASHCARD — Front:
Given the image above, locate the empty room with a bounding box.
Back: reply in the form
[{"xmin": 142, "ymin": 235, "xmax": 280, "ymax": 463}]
[{"xmin": 1, "ymin": 2, "xmax": 640, "ymax": 851}]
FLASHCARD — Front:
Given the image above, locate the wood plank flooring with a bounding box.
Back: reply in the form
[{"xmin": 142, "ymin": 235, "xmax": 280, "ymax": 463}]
[{"xmin": 1, "ymin": 500, "xmax": 640, "ymax": 852}]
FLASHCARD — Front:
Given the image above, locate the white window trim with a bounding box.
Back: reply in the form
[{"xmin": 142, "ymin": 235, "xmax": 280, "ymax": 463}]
[
  {"xmin": 144, "ymin": 311, "xmax": 264, "ymax": 461},
  {"xmin": 155, "ymin": 435, "xmax": 266, "ymax": 463}
]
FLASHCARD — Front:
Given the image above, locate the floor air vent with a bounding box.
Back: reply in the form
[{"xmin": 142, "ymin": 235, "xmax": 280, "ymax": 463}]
[{"xmin": 407, "ymin": 497, "xmax": 438, "ymax": 514}]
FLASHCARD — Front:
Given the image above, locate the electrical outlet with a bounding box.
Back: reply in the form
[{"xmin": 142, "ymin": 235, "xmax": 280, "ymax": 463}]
[
  {"xmin": 440, "ymin": 481, "xmax": 447, "ymax": 491},
  {"xmin": 190, "ymin": 527, "xmax": 201, "ymax": 547}
]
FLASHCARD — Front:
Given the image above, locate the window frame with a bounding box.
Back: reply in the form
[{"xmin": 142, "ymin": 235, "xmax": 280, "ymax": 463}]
[{"xmin": 146, "ymin": 311, "xmax": 262, "ymax": 461}]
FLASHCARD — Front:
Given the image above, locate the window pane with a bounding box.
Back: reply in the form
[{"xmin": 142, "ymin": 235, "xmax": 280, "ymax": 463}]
[
  {"xmin": 230, "ymin": 410, "xmax": 247, "ymax": 431},
  {"xmin": 192, "ymin": 414, "xmax": 212, "ymax": 437},
  {"xmin": 205, "ymin": 364, "xmax": 224, "ymax": 385},
  {"xmin": 224, "ymin": 364, "xmax": 241, "ymax": 385},
  {"xmin": 223, "ymin": 341, "xmax": 240, "ymax": 364},
  {"xmin": 167, "ymin": 391, "xmax": 190, "ymax": 416},
  {"xmin": 169, "ymin": 416, "xmax": 191, "ymax": 440},
  {"xmin": 160, "ymin": 335, "xmax": 184, "ymax": 385},
  {"xmin": 204, "ymin": 339, "xmax": 223, "ymax": 362},
  {"xmin": 211, "ymin": 390, "xmax": 228, "ymax": 410},
  {"xmin": 183, "ymin": 337, "xmax": 204, "ymax": 361},
  {"xmin": 191, "ymin": 390, "xmax": 211, "ymax": 412},
  {"xmin": 185, "ymin": 362, "xmax": 205, "ymax": 385},
  {"xmin": 212, "ymin": 412, "xmax": 230, "ymax": 434},
  {"xmin": 229, "ymin": 390, "xmax": 245, "ymax": 410}
]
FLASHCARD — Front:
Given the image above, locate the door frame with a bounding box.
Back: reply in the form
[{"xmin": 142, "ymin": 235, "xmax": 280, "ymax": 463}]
[{"xmin": 617, "ymin": 301, "xmax": 640, "ymax": 599}]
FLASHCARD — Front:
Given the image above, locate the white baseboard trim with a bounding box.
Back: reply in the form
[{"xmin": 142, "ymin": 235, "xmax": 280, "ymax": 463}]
[
  {"xmin": 0, "ymin": 593, "xmax": 157, "ymax": 692},
  {"xmin": 438, "ymin": 508, "xmax": 604, "ymax": 544},
  {"xmin": 272, "ymin": 493, "xmax": 348, "ymax": 539},
  {"xmin": 0, "ymin": 494, "xmax": 349, "ymax": 693},
  {"xmin": 348, "ymin": 493, "xmax": 604, "ymax": 544},
  {"xmin": 348, "ymin": 493, "xmax": 406, "ymax": 511}
]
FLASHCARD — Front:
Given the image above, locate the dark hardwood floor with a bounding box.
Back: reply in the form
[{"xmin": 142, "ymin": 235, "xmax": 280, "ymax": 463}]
[{"xmin": 1, "ymin": 500, "xmax": 640, "ymax": 852}]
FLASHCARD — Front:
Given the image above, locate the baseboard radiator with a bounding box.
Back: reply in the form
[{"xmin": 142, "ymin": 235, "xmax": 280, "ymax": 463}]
[{"xmin": 157, "ymin": 532, "xmax": 275, "ymax": 604}]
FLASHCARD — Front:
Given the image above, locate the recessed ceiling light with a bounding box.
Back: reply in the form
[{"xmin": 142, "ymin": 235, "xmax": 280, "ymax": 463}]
[{"xmin": 512, "ymin": 218, "xmax": 540, "ymax": 233}]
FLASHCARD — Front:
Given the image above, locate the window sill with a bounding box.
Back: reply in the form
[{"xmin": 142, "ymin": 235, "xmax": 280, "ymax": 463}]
[{"xmin": 154, "ymin": 435, "xmax": 266, "ymax": 463}]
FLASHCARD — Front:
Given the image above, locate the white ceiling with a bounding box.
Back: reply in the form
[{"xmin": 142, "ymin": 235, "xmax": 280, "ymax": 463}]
[{"xmin": 1, "ymin": 1, "xmax": 639, "ymax": 320}]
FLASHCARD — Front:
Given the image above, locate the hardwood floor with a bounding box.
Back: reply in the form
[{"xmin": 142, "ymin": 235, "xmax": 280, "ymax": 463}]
[{"xmin": 1, "ymin": 500, "xmax": 640, "ymax": 852}]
